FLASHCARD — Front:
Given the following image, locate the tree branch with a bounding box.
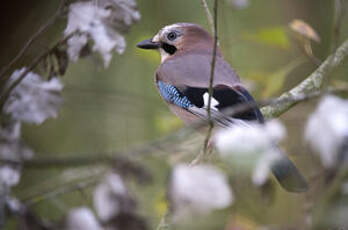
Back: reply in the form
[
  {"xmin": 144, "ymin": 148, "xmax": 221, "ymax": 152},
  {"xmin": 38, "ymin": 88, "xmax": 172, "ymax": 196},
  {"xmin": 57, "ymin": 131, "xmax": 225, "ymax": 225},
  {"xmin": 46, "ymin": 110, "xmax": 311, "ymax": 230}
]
[{"xmin": 261, "ymin": 38, "xmax": 348, "ymax": 119}]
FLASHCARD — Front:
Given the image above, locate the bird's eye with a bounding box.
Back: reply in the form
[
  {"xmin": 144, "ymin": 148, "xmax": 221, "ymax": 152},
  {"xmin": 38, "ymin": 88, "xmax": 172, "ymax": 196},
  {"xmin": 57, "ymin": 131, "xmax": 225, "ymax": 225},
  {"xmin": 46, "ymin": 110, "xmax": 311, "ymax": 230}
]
[{"xmin": 167, "ymin": 32, "xmax": 177, "ymax": 41}]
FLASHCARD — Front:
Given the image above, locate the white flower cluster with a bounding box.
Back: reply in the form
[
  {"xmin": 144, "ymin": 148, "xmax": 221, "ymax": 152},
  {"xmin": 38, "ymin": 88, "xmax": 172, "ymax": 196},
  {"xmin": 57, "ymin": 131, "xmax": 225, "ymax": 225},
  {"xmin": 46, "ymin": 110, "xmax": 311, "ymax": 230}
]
[
  {"xmin": 169, "ymin": 164, "xmax": 233, "ymax": 220},
  {"xmin": 66, "ymin": 207, "xmax": 102, "ymax": 230},
  {"xmin": 0, "ymin": 166, "xmax": 20, "ymax": 188},
  {"xmin": 0, "ymin": 67, "xmax": 62, "ymax": 191},
  {"xmin": 0, "ymin": 1, "xmax": 141, "ymax": 225},
  {"xmin": 66, "ymin": 173, "xmax": 135, "ymax": 230},
  {"xmin": 65, "ymin": 0, "xmax": 140, "ymax": 67},
  {"xmin": 0, "ymin": 131, "xmax": 33, "ymax": 189},
  {"xmin": 0, "ymin": 121, "xmax": 33, "ymax": 195},
  {"xmin": 305, "ymin": 95, "xmax": 348, "ymax": 168},
  {"xmin": 4, "ymin": 68, "xmax": 63, "ymax": 125},
  {"xmin": 216, "ymin": 120, "xmax": 285, "ymax": 158},
  {"xmin": 94, "ymin": 173, "xmax": 133, "ymax": 222},
  {"xmin": 215, "ymin": 119, "xmax": 285, "ymax": 185},
  {"xmin": 0, "ymin": 67, "xmax": 62, "ymax": 210},
  {"xmin": 0, "ymin": 0, "xmax": 140, "ymax": 205},
  {"xmin": 167, "ymin": 120, "xmax": 287, "ymax": 220}
]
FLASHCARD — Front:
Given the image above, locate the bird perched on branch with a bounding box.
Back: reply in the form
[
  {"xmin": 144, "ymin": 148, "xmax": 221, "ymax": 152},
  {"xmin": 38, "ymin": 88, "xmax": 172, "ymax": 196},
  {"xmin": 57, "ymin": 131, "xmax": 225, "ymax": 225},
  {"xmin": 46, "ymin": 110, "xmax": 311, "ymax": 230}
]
[{"xmin": 137, "ymin": 23, "xmax": 308, "ymax": 192}]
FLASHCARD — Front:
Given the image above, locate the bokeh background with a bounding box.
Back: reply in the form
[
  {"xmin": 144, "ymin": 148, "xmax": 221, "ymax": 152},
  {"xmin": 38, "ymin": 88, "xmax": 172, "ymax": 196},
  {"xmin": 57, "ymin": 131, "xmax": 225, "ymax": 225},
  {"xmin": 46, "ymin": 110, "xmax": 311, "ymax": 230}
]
[{"xmin": 1, "ymin": 0, "xmax": 348, "ymax": 229}]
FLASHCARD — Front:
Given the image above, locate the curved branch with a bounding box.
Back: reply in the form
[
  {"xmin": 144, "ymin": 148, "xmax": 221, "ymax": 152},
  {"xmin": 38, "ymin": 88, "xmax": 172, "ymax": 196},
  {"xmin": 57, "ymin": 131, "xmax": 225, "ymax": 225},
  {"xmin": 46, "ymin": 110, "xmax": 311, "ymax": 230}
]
[{"xmin": 261, "ymin": 38, "xmax": 348, "ymax": 119}]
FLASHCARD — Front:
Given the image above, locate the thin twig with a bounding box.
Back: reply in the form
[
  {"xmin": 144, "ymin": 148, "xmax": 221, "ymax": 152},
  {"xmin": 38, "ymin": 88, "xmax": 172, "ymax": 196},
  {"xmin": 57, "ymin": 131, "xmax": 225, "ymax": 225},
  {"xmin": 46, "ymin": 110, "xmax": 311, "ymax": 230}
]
[
  {"xmin": 1, "ymin": 154, "xmax": 128, "ymax": 168},
  {"xmin": 0, "ymin": 154, "xmax": 152, "ymax": 185},
  {"xmin": 24, "ymin": 176, "xmax": 100, "ymax": 206},
  {"xmin": 202, "ymin": 0, "xmax": 218, "ymax": 156},
  {"xmin": 201, "ymin": 0, "xmax": 215, "ymax": 34},
  {"xmin": 0, "ymin": 0, "xmax": 66, "ymax": 80},
  {"xmin": 13, "ymin": 154, "xmax": 151, "ymax": 204},
  {"xmin": 331, "ymin": 0, "xmax": 346, "ymax": 53}
]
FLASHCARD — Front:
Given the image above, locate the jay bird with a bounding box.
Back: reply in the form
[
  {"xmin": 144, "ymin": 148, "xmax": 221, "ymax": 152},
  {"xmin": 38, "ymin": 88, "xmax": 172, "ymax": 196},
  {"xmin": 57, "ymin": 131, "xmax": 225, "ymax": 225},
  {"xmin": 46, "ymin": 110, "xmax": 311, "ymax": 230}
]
[{"xmin": 137, "ymin": 23, "xmax": 308, "ymax": 192}]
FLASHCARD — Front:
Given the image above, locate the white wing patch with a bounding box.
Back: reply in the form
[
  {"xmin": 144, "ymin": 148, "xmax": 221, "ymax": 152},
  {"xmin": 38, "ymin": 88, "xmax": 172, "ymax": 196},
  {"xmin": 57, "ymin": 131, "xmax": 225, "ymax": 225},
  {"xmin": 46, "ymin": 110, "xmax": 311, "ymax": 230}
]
[{"xmin": 203, "ymin": 92, "xmax": 219, "ymax": 111}]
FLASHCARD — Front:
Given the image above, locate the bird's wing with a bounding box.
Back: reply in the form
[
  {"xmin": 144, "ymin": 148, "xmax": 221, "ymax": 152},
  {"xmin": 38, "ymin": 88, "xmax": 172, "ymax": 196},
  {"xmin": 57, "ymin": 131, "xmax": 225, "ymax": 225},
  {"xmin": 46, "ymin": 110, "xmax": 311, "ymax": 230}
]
[
  {"xmin": 156, "ymin": 80, "xmax": 264, "ymax": 123},
  {"xmin": 156, "ymin": 53, "xmax": 263, "ymax": 122}
]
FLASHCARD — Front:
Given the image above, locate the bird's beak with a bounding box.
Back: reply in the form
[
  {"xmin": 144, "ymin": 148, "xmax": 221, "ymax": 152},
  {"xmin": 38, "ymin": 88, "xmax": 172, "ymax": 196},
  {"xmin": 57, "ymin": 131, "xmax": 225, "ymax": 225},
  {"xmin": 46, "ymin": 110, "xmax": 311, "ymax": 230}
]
[{"xmin": 136, "ymin": 39, "xmax": 160, "ymax": 50}]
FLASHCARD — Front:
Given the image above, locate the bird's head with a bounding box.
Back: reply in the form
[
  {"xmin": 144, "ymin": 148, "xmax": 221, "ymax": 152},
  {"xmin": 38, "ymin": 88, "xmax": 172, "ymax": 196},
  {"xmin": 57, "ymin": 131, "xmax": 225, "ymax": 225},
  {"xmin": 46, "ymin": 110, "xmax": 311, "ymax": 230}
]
[{"xmin": 137, "ymin": 23, "xmax": 218, "ymax": 62}]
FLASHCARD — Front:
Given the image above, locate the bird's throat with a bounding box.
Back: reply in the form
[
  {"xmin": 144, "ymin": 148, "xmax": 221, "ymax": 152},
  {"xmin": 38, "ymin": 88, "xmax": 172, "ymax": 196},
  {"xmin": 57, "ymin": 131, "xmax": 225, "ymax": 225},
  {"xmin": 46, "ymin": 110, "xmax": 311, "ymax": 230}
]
[{"xmin": 159, "ymin": 48, "xmax": 171, "ymax": 63}]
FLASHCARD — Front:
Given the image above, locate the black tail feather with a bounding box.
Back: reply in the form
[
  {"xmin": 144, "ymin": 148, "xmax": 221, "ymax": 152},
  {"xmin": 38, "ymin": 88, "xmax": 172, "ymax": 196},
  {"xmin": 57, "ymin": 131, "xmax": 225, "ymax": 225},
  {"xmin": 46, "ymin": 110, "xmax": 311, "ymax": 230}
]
[{"xmin": 271, "ymin": 152, "xmax": 308, "ymax": 193}]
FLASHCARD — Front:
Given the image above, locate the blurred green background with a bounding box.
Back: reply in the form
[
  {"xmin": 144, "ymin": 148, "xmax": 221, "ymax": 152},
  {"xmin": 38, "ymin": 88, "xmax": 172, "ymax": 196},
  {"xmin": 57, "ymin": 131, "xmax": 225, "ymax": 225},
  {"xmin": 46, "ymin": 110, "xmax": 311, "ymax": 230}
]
[{"xmin": 1, "ymin": 0, "xmax": 348, "ymax": 229}]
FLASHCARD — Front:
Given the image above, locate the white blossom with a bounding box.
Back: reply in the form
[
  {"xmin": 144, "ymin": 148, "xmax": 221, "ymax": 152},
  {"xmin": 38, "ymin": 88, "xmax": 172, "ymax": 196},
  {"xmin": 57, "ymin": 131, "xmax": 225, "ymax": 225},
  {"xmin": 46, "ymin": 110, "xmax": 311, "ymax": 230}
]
[
  {"xmin": 98, "ymin": 0, "xmax": 141, "ymax": 26},
  {"xmin": 216, "ymin": 120, "xmax": 285, "ymax": 163},
  {"xmin": 6, "ymin": 197, "xmax": 23, "ymax": 213},
  {"xmin": 66, "ymin": 207, "xmax": 102, "ymax": 230},
  {"xmin": 66, "ymin": 34, "xmax": 88, "ymax": 62},
  {"xmin": 169, "ymin": 164, "xmax": 233, "ymax": 220},
  {"xmin": 0, "ymin": 166, "xmax": 20, "ymax": 187},
  {"xmin": 252, "ymin": 151, "xmax": 279, "ymax": 186},
  {"xmin": 305, "ymin": 95, "xmax": 348, "ymax": 168},
  {"xmin": 0, "ymin": 118, "xmax": 33, "ymax": 161},
  {"xmin": 0, "ymin": 120, "xmax": 33, "ymax": 192},
  {"xmin": 3, "ymin": 68, "xmax": 63, "ymax": 125},
  {"xmin": 93, "ymin": 173, "xmax": 132, "ymax": 222},
  {"xmin": 0, "ymin": 139, "xmax": 33, "ymax": 161},
  {"xmin": 65, "ymin": 0, "xmax": 140, "ymax": 67},
  {"xmin": 215, "ymin": 119, "xmax": 285, "ymax": 185},
  {"xmin": 0, "ymin": 137, "xmax": 32, "ymax": 190}
]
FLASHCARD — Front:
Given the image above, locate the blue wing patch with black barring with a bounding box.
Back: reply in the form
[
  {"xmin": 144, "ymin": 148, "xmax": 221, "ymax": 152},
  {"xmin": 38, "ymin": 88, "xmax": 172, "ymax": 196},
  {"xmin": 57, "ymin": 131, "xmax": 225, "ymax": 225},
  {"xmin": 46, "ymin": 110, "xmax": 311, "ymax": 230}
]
[
  {"xmin": 157, "ymin": 81, "xmax": 194, "ymax": 109},
  {"xmin": 157, "ymin": 81, "xmax": 264, "ymax": 123},
  {"xmin": 183, "ymin": 85, "xmax": 264, "ymax": 123}
]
